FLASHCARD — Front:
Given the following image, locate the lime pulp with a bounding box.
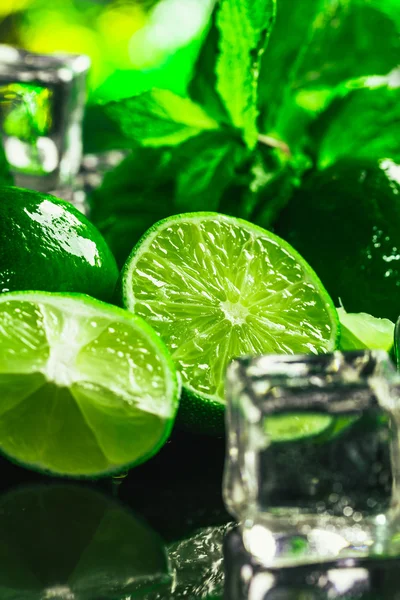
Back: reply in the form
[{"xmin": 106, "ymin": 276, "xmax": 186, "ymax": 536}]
[
  {"xmin": 121, "ymin": 212, "xmax": 339, "ymax": 432},
  {"xmin": 0, "ymin": 291, "xmax": 178, "ymax": 477}
]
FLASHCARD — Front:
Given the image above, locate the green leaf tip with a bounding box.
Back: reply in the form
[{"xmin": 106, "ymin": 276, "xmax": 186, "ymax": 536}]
[
  {"xmin": 215, "ymin": 0, "xmax": 276, "ymax": 150},
  {"xmin": 105, "ymin": 89, "xmax": 220, "ymax": 148}
]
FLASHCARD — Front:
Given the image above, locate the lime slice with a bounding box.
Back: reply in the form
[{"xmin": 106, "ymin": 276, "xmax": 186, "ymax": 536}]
[
  {"xmin": 337, "ymin": 306, "xmax": 394, "ymax": 352},
  {"xmin": 0, "ymin": 291, "xmax": 178, "ymax": 477},
  {"xmin": 265, "ymin": 414, "xmax": 333, "ymax": 442},
  {"xmin": 121, "ymin": 213, "xmax": 339, "ymax": 434}
]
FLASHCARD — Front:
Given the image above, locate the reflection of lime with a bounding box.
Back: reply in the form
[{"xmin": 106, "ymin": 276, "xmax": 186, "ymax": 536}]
[
  {"xmin": 0, "ymin": 485, "xmax": 171, "ymax": 600},
  {"xmin": 0, "ymin": 291, "xmax": 178, "ymax": 477},
  {"xmin": 121, "ymin": 212, "xmax": 338, "ymax": 434},
  {"xmin": 265, "ymin": 413, "xmax": 333, "ymax": 442},
  {"xmin": 265, "ymin": 413, "xmax": 360, "ymax": 444}
]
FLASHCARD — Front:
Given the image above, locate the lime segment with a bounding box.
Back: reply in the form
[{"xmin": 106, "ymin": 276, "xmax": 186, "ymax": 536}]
[
  {"xmin": 121, "ymin": 213, "xmax": 338, "ymax": 431},
  {"xmin": 0, "ymin": 292, "xmax": 178, "ymax": 477}
]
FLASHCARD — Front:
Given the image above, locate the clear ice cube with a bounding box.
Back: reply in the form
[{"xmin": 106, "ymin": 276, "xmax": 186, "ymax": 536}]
[
  {"xmin": 223, "ymin": 351, "xmax": 400, "ymax": 567},
  {"xmin": 0, "ymin": 45, "xmax": 90, "ymax": 197}
]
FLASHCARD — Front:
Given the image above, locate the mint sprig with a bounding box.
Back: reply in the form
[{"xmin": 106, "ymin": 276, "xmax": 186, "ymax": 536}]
[
  {"xmin": 90, "ymin": 0, "xmax": 400, "ymax": 268},
  {"xmin": 104, "ymin": 89, "xmax": 219, "ymax": 147},
  {"xmin": 174, "ymin": 132, "xmax": 247, "ymax": 211}
]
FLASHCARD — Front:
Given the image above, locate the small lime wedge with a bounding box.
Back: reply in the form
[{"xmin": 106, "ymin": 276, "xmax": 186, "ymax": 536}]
[
  {"xmin": 0, "ymin": 291, "xmax": 178, "ymax": 477},
  {"xmin": 120, "ymin": 213, "xmax": 339, "ymax": 434},
  {"xmin": 338, "ymin": 307, "xmax": 394, "ymax": 351}
]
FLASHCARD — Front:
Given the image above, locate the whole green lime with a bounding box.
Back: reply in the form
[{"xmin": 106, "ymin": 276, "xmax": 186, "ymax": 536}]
[
  {"xmin": 0, "ymin": 186, "xmax": 118, "ymax": 301},
  {"xmin": 275, "ymin": 159, "xmax": 400, "ymax": 321}
]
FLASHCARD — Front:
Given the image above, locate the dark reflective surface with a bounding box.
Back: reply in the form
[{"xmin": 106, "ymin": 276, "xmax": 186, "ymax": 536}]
[
  {"xmin": 0, "ymin": 428, "xmax": 399, "ymax": 599},
  {"xmin": 0, "ymin": 429, "xmax": 228, "ymax": 600},
  {"xmin": 0, "ymin": 485, "xmax": 170, "ymax": 599}
]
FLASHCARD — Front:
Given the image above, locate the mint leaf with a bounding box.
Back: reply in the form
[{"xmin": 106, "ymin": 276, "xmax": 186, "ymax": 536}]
[
  {"xmin": 215, "ymin": 0, "xmax": 276, "ymax": 149},
  {"xmin": 189, "ymin": 16, "xmax": 231, "ymax": 125},
  {"xmin": 90, "ymin": 132, "xmax": 251, "ymax": 266},
  {"xmin": 83, "ymin": 104, "xmax": 131, "ymax": 154},
  {"xmin": 338, "ymin": 307, "xmax": 394, "ymax": 352},
  {"xmin": 215, "ymin": 143, "xmax": 305, "ymax": 229},
  {"xmin": 314, "ymin": 76, "xmax": 400, "ymax": 168},
  {"xmin": 90, "ymin": 147, "xmax": 175, "ymax": 266},
  {"xmin": 259, "ymin": 0, "xmax": 324, "ymax": 133},
  {"xmin": 259, "ymin": 0, "xmax": 400, "ymax": 155},
  {"xmin": 104, "ymin": 89, "xmax": 219, "ymax": 148},
  {"xmin": 291, "ymin": 3, "xmax": 400, "ymax": 96},
  {"xmin": 244, "ymin": 152, "xmax": 304, "ymax": 228},
  {"xmin": 175, "ymin": 132, "xmax": 247, "ymax": 211},
  {"xmin": 357, "ymin": 0, "xmax": 400, "ymax": 32}
]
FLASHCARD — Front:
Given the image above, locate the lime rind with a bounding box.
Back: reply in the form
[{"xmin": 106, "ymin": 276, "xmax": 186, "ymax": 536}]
[
  {"xmin": 120, "ymin": 213, "xmax": 340, "ymax": 428},
  {"xmin": 0, "ymin": 291, "xmax": 179, "ymax": 478}
]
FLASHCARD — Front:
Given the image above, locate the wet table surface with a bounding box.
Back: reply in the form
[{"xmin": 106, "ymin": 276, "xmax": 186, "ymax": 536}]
[{"xmin": 1, "ymin": 428, "xmax": 399, "ymax": 600}]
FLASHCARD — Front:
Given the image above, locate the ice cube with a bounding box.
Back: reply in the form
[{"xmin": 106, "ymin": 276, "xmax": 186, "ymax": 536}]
[
  {"xmin": 0, "ymin": 45, "xmax": 90, "ymax": 198},
  {"xmin": 223, "ymin": 351, "xmax": 400, "ymax": 567}
]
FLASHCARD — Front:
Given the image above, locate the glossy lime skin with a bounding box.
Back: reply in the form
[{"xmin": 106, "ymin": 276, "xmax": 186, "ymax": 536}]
[
  {"xmin": 275, "ymin": 160, "xmax": 400, "ymax": 321},
  {"xmin": 0, "ymin": 186, "xmax": 118, "ymax": 301}
]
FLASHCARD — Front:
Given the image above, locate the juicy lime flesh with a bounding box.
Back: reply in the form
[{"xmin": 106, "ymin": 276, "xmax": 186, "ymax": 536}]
[
  {"xmin": 124, "ymin": 215, "xmax": 338, "ymax": 402},
  {"xmin": 0, "ymin": 294, "xmax": 177, "ymax": 476}
]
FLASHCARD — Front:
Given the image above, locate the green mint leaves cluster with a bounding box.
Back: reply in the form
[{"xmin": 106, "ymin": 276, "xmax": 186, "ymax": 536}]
[
  {"xmin": 102, "ymin": 0, "xmax": 276, "ymax": 152},
  {"xmin": 91, "ymin": 0, "xmax": 400, "ymax": 266}
]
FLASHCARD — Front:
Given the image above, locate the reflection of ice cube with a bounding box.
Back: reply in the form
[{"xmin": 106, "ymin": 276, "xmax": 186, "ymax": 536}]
[
  {"xmin": 224, "ymin": 527, "xmax": 375, "ymax": 600},
  {"xmin": 144, "ymin": 523, "xmax": 231, "ymax": 599},
  {"xmin": 223, "ymin": 351, "xmax": 400, "ymax": 567},
  {"xmin": 0, "ymin": 45, "xmax": 90, "ymax": 196}
]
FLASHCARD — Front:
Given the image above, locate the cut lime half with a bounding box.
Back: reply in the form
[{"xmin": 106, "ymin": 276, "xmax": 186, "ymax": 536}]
[
  {"xmin": 121, "ymin": 213, "xmax": 339, "ymax": 434},
  {"xmin": 0, "ymin": 292, "xmax": 178, "ymax": 477}
]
